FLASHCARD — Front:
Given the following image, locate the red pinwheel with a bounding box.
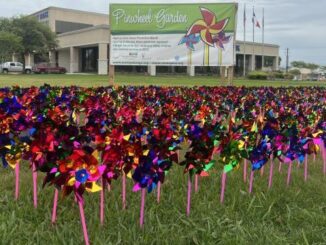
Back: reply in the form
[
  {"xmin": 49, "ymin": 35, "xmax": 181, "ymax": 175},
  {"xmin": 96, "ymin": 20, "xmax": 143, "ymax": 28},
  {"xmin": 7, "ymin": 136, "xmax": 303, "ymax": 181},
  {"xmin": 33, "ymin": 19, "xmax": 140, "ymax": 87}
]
[{"xmin": 187, "ymin": 7, "xmax": 229, "ymax": 46}]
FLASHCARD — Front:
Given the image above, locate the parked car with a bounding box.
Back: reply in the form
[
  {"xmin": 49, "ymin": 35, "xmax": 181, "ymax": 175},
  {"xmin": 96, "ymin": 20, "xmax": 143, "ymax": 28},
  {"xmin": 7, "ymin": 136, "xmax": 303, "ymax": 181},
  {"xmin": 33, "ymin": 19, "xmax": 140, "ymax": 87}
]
[
  {"xmin": 0, "ymin": 62, "xmax": 32, "ymax": 74},
  {"xmin": 32, "ymin": 63, "xmax": 67, "ymax": 74}
]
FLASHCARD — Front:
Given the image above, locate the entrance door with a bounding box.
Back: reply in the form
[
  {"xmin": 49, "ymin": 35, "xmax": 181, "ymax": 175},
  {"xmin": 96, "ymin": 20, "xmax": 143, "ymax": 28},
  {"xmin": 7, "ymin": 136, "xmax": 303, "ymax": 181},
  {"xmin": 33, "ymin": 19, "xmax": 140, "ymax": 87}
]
[{"xmin": 81, "ymin": 47, "xmax": 98, "ymax": 73}]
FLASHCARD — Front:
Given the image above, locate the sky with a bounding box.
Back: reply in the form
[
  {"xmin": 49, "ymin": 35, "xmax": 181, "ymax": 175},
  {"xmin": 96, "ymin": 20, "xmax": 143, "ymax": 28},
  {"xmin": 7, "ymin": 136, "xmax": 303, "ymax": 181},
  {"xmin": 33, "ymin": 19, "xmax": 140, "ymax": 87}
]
[{"xmin": 0, "ymin": 0, "xmax": 325, "ymax": 66}]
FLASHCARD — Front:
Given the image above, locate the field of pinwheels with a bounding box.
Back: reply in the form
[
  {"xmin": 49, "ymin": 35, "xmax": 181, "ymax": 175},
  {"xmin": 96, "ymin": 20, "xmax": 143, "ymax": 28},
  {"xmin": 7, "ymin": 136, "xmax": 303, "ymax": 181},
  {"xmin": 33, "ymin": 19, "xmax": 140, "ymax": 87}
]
[{"xmin": 0, "ymin": 82, "xmax": 325, "ymax": 245}]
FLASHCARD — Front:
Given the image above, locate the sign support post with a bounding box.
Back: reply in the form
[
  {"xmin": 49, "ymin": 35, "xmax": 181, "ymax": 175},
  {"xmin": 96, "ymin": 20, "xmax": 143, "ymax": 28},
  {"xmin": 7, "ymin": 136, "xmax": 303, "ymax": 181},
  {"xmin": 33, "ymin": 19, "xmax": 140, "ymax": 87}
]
[{"xmin": 108, "ymin": 11, "xmax": 115, "ymax": 85}]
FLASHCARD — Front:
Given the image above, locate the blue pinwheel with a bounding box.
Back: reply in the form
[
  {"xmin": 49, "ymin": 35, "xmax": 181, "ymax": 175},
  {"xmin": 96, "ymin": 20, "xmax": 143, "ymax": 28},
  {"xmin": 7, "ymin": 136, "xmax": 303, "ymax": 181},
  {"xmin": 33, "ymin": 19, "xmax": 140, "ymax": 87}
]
[{"xmin": 178, "ymin": 34, "xmax": 201, "ymax": 51}]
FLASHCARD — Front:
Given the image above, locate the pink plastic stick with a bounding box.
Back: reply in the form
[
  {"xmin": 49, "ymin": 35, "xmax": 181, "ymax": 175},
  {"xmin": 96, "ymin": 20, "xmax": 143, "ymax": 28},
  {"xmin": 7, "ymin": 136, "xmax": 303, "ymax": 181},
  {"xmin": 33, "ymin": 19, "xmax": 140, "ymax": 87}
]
[
  {"xmin": 268, "ymin": 158, "xmax": 274, "ymax": 189},
  {"xmin": 15, "ymin": 163, "xmax": 20, "ymax": 200},
  {"xmin": 78, "ymin": 199, "xmax": 90, "ymax": 245},
  {"xmin": 194, "ymin": 174, "xmax": 199, "ymax": 193},
  {"xmin": 278, "ymin": 161, "xmax": 282, "ymax": 173},
  {"xmin": 249, "ymin": 170, "xmax": 254, "ymax": 194},
  {"xmin": 186, "ymin": 175, "xmax": 192, "ymax": 216},
  {"xmin": 32, "ymin": 163, "xmax": 38, "ymax": 208},
  {"xmin": 100, "ymin": 177, "xmax": 106, "ymax": 225},
  {"xmin": 122, "ymin": 172, "xmax": 126, "ymax": 209},
  {"xmin": 51, "ymin": 189, "xmax": 59, "ymax": 224},
  {"xmin": 287, "ymin": 162, "xmax": 293, "ymax": 186},
  {"xmin": 220, "ymin": 172, "xmax": 227, "ymax": 203},
  {"xmin": 304, "ymin": 155, "xmax": 308, "ymax": 181},
  {"xmin": 157, "ymin": 181, "xmax": 161, "ymax": 203},
  {"xmin": 140, "ymin": 188, "xmax": 146, "ymax": 228},
  {"xmin": 243, "ymin": 159, "xmax": 247, "ymax": 183},
  {"xmin": 260, "ymin": 165, "xmax": 265, "ymax": 177}
]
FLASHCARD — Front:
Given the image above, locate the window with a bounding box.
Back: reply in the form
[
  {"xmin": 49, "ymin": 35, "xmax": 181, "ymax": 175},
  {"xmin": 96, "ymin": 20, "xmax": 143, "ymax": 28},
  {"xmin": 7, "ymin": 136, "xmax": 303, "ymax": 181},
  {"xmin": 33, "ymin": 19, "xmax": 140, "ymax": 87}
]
[{"xmin": 55, "ymin": 20, "xmax": 93, "ymax": 34}]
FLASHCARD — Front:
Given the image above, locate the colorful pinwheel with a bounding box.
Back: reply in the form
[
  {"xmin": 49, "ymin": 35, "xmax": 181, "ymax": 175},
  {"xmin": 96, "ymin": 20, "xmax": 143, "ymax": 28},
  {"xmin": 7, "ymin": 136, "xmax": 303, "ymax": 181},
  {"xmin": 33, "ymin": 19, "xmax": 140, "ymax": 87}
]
[
  {"xmin": 179, "ymin": 34, "xmax": 201, "ymax": 51},
  {"xmin": 187, "ymin": 7, "xmax": 229, "ymax": 47},
  {"xmin": 213, "ymin": 31, "xmax": 232, "ymax": 50}
]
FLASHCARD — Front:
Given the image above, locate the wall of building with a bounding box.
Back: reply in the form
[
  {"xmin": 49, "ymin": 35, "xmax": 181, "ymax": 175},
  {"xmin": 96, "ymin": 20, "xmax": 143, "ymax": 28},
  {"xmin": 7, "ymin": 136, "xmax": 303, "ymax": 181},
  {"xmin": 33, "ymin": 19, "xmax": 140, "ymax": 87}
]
[
  {"xmin": 32, "ymin": 7, "xmax": 108, "ymax": 34},
  {"xmin": 49, "ymin": 8, "xmax": 108, "ymax": 33},
  {"xmin": 57, "ymin": 26, "xmax": 109, "ymax": 48},
  {"xmin": 58, "ymin": 48, "xmax": 70, "ymax": 72},
  {"xmin": 236, "ymin": 41, "xmax": 279, "ymax": 57}
]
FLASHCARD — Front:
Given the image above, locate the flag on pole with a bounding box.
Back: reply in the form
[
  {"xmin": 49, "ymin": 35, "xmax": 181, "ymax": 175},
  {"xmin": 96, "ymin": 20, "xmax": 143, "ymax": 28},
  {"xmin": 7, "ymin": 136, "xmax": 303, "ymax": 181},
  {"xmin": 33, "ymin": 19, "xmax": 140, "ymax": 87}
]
[
  {"xmin": 243, "ymin": 4, "xmax": 247, "ymax": 77},
  {"xmin": 262, "ymin": 9, "xmax": 265, "ymax": 29},
  {"xmin": 244, "ymin": 4, "xmax": 246, "ymax": 25},
  {"xmin": 252, "ymin": 10, "xmax": 261, "ymax": 28}
]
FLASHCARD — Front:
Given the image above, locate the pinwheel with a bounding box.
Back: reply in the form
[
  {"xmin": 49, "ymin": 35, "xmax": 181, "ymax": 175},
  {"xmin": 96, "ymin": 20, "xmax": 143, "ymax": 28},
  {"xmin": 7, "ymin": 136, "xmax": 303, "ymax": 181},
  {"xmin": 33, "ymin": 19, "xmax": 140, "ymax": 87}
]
[
  {"xmin": 213, "ymin": 31, "xmax": 232, "ymax": 65},
  {"xmin": 179, "ymin": 34, "xmax": 201, "ymax": 51},
  {"xmin": 179, "ymin": 34, "xmax": 201, "ymax": 67},
  {"xmin": 186, "ymin": 7, "xmax": 229, "ymax": 65}
]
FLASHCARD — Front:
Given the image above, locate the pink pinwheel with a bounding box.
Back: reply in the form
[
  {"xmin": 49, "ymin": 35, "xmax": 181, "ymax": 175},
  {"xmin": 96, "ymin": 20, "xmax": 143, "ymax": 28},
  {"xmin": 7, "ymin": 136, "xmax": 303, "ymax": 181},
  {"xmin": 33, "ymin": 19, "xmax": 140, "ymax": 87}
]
[
  {"xmin": 213, "ymin": 32, "xmax": 231, "ymax": 49},
  {"xmin": 187, "ymin": 7, "xmax": 229, "ymax": 47}
]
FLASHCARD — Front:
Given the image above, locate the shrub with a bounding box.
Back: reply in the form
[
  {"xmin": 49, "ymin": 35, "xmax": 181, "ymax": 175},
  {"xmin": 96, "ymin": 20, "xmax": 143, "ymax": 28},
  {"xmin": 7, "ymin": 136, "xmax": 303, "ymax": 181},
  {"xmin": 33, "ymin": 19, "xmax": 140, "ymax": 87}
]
[
  {"xmin": 248, "ymin": 71, "xmax": 268, "ymax": 80},
  {"xmin": 284, "ymin": 74, "xmax": 294, "ymax": 80},
  {"xmin": 271, "ymin": 71, "xmax": 285, "ymax": 79}
]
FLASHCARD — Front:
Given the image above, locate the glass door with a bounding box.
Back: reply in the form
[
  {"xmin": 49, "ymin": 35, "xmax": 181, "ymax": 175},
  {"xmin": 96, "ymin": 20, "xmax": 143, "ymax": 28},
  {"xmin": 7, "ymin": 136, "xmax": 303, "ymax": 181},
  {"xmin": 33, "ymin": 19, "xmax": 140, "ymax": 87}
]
[{"xmin": 81, "ymin": 47, "xmax": 98, "ymax": 73}]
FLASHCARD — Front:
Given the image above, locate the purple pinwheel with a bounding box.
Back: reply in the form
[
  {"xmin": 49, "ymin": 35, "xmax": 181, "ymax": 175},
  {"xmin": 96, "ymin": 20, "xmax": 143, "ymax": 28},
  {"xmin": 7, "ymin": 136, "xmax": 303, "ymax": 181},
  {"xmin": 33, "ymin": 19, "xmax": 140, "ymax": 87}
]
[
  {"xmin": 179, "ymin": 34, "xmax": 201, "ymax": 51},
  {"xmin": 213, "ymin": 31, "xmax": 231, "ymax": 50}
]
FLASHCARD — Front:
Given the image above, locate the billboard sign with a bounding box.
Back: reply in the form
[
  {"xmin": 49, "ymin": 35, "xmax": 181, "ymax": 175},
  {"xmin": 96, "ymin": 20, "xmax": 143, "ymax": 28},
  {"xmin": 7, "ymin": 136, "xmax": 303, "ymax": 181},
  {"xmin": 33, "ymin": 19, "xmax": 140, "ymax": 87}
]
[{"xmin": 110, "ymin": 3, "xmax": 238, "ymax": 66}]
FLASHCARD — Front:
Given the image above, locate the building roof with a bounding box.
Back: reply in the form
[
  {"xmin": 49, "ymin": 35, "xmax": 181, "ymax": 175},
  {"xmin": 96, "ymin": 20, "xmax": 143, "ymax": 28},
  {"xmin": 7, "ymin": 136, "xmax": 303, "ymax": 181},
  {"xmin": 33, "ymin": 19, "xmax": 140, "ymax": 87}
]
[
  {"xmin": 236, "ymin": 40, "xmax": 279, "ymax": 48},
  {"xmin": 30, "ymin": 6, "xmax": 108, "ymax": 17}
]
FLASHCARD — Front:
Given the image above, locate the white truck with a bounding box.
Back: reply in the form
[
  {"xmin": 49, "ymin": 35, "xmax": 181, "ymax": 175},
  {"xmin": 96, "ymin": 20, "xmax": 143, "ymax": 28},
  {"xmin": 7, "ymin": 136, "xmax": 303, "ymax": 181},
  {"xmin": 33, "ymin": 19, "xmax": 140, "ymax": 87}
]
[{"xmin": 0, "ymin": 62, "xmax": 32, "ymax": 74}]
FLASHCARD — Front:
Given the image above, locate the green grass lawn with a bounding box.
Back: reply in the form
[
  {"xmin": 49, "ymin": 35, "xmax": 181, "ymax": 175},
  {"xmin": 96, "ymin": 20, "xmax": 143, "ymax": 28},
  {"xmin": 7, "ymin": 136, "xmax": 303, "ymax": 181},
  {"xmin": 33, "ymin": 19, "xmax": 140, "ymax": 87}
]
[
  {"xmin": 1, "ymin": 155, "xmax": 326, "ymax": 244},
  {"xmin": 0, "ymin": 73, "xmax": 325, "ymax": 87}
]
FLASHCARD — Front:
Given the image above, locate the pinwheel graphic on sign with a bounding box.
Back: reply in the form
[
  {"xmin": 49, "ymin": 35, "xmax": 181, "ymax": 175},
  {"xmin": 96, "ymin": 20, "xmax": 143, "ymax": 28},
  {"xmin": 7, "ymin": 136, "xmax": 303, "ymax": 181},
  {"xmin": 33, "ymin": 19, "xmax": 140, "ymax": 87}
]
[
  {"xmin": 186, "ymin": 7, "xmax": 229, "ymax": 66},
  {"xmin": 178, "ymin": 34, "xmax": 201, "ymax": 66},
  {"xmin": 213, "ymin": 31, "xmax": 232, "ymax": 65}
]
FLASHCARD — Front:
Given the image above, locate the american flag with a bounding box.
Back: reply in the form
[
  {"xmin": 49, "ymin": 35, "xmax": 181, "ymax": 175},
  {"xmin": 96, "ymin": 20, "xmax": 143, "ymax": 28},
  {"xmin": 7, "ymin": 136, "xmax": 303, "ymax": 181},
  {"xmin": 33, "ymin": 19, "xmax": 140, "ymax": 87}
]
[{"xmin": 252, "ymin": 10, "xmax": 261, "ymax": 28}]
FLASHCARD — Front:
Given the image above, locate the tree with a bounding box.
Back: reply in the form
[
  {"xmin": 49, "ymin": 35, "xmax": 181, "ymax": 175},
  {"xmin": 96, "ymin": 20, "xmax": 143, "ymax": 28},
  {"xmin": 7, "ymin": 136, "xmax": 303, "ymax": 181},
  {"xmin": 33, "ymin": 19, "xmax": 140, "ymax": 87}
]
[
  {"xmin": 306, "ymin": 63, "xmax": 319, "ymax": 70},
  {"xmin": 291, "ymin": 61, "xmax": 308, "ymax": 68},
  {"xmin": 291, "ymin": 61, "xmax": 319, "ymax": 70},
  {"xmin": 0, "ymin": 16, "xmax": 57, "ymax": 70},
  {"xmin": 0, "ymin": 31, "xmax": 22, "ymax": 63},
  {"xmin": 289, "ymin": 69, "xmax": 301, "ymax": 76},
  {"xmin": 278, "ymin": 57, "xmax": 282, "ymax": 67}
]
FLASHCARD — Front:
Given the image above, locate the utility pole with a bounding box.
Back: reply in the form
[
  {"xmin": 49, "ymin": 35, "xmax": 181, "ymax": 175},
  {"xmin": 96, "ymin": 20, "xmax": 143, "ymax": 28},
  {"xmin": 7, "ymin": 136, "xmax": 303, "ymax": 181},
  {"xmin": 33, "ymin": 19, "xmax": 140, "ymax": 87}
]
[{"xmin": 286, "ymin": 48, "xmax": 289, "ymax": 73}]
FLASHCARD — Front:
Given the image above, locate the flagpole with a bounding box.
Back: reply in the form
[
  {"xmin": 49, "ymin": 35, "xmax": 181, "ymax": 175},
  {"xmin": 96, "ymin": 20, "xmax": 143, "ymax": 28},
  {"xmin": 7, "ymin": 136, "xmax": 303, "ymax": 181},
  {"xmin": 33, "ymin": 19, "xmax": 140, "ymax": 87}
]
[
  {"xmin": 243, "ymin": 4, "xmax": 246, "ymax": 77},
  {"xmin": 262, "ymin": 8, "xmax": 265, "ymax": 71},
  {"xmin": 252, "ymin": 6, "xmax": 255, "ymax": 71}
]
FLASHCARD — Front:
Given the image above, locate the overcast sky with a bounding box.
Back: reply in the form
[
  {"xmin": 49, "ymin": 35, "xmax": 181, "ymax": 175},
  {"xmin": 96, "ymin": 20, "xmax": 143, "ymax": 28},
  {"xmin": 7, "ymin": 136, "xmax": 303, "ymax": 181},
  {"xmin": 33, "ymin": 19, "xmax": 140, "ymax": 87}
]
[{"xmin": 0, "ymin": 0, "xmax": 325, "ymax": 66}]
